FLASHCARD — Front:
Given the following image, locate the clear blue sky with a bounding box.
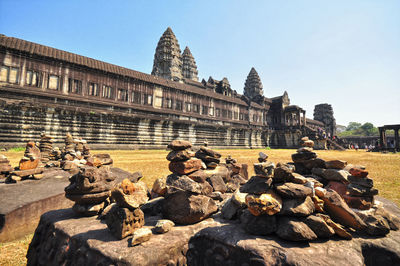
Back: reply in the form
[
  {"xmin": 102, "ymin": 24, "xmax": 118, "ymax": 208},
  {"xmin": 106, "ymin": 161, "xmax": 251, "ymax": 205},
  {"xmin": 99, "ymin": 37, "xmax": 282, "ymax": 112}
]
[{"xmin": 1, "ymin": 0, "xmax": 399, "ymax": 127}]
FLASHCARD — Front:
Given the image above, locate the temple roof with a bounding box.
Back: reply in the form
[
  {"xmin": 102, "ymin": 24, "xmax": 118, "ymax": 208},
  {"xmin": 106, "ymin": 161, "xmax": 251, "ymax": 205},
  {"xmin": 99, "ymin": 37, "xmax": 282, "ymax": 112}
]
[{"xmin": 0, "ymin": 34, "xmax": 250, "ymax": 106}]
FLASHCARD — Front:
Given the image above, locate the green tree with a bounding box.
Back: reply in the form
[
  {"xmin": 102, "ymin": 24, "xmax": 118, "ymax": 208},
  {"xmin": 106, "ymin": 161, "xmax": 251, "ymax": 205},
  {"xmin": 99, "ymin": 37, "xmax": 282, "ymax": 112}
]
[
  {"xmin": 346, "ymin": 122, "xmax": 361, "ymax": 131},
  {"xmin": 360, "ymin": 122, "xmax": 375, "ymax": 136}
]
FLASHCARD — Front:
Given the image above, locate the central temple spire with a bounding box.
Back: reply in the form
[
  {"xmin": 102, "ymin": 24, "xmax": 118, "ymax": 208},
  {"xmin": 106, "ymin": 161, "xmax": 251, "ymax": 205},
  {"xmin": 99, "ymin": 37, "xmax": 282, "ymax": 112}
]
[
  {"xmin": 244, "ymin": 67, "xmax": 264, "ymax": 100},
  {"xmin": 152, "ymin": 27, "xmax": 183, "ymax": 81}
]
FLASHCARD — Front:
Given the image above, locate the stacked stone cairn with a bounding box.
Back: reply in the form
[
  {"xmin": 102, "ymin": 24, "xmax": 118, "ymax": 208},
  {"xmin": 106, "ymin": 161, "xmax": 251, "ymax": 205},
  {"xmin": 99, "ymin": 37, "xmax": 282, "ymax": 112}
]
[
  {"xmin": 39, "ymin": 133, "xmax": 53, "ymax": 163},
  {"xmin": 105, "ymin": 177, "xmax": 151, "ymax": 244},
  {"xmin": 160, "ymin": 140, "xmax": 218, "ymax": 224},
  {"xmin": 61, "ymin": 133, "xmax": 101, "ymax": 172},
  {"xmin": 221, "ymin": 137, "xmax": 399, "ymax": 240},
  {"xmin": 6, "ymin": 141, "xmax": 44, "ymax": 182},
  {"xmin": 195, "ymin": 146, "xmax": 221, "ymax": 169},
  {"xmin": 65, "ymin": 166, "xmax": 116, "ymax": 216},
  {"xmin": 0, "ymin": 154, "xmax": 13, "ymax": 179}
]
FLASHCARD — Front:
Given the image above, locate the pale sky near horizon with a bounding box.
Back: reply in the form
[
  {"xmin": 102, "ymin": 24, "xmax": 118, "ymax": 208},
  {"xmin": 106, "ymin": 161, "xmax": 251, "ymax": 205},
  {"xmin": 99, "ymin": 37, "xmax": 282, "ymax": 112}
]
[{"xmin": 0, "ymin": 0, "xmax": 399, "ymax": 127}]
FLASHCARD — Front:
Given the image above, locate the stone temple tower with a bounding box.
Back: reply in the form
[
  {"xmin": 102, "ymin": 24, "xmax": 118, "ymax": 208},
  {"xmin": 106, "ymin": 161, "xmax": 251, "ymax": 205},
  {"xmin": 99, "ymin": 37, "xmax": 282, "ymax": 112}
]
[
  {"xmin": 182, "ymin": 47, "xmax": 199, "ymax": 81},
  {"xmin": 152, "ymin": 27, "xmax": 183, "ymax": 81},
  {"xmin": 244, "ymin": 67, "xmax": 264, "ymax": 100}
]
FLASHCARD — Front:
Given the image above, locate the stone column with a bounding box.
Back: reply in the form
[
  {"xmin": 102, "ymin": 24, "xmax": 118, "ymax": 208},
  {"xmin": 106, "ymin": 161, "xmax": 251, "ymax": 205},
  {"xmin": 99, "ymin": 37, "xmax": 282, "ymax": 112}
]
[
  {"xmin": 297, "ymin": 110, "xmax": 301, "ymax": 126},
  {"xmin": 395, "ymin": 129, "xmax": 399, "ymax": 152},
  {"xmin": 379, "ymin": 127, "xmax": 387, "ymax": 150}
]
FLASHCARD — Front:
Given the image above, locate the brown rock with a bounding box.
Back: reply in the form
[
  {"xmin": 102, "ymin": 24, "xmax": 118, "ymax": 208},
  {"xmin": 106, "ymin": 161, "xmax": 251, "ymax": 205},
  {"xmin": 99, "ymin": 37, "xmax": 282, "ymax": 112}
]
[
  {"xmin": 19, "ymin": 159, "xmax": 40, "ymax": 170},
  {"xmin": 111, "ymin": 180, "xmax": 149, "ymax": 209},
  {"xmin": 276, "ymin": 216, "xmax": 317, "ymax": 241},
  {"xmin": 72, "ymin": 202, "xmax": 105, "ymax": 216},
  {"xmin": 322, "ymin": 169, "xmax": 349, "ymax": 183},
  {"xmin": 166, "ymin": 174, "xmax": 204, "ymax": 195},
  {"xmin": 168, "ymin": 158, "xmax": 202, "ymax": 175},
  {"xmin": 349, "ymin": 168, "xmax": 369, "ymax": 178},
  {"xmin": 199, "ymin": 146, "xmax": 221, "ymax": 158},
  {"xmin": 240, "ymin": 209, "xmax": 277, "ymax": 235},
  {"xmin": 302, "ymin": 215, "xmax": 335, "ymax": 238},
  {"xmin": 245, "ymin": 191, "xmax": 282, "ymax": 216},
  {"xmin": 303, "ymin": 139, "xmax": 314, "ymax": 148},
  {"xmin": 291, "ymin": 151, "xmax": 317, "ymax": 163},
  {"xmin": 167, "ymin": 140, "xmax": 192, "ymax": 151},
  {"xmin": 152, "ymin": 176, "xmax": 167, "ymax": 196},
  {"xmin": 105, "ymin": 206, "xmax": 144, "ymax": 240},
  {"xmin": 325, "ymin": 160, "xmax": 347, "ymax": 169},
  {"xmin": 280, "ymin": 196, "xmax": 315, "ymax": 217},
  {"xmin": 92, "ymin": 154, "xmax": 113, "ymax": 166},
  {"xmin": 66, "ymin": 190, "xmax": 111, "ymax": 205},
  {"xmin": 166, "ymin": 150, "xmax": 194, "ymax": 162},
  {"xmin": 207, "ymin": 174, "xmax": 227, "ymax": 193},
  {"xmin": 162, "ymin": 190, "xmax": 218, "ymax": 224},
  {"xmin": 273, "ymin": 163, "xmax": 296, "ymax": 182},
  {"xmin": 347, "ymin": 176, "xmax": 374, "ymax": 188},
  {"xmin": 317, "ymin": 213, "xmax": 352, "ymax": 239},
  {"xmin": 195, "ymin": 150, "xmax": 221, "ymax": 164},
  {"xmin": 343, "ymin": 195, "xmax": 374, "ymax": 210},
  {"xmin": 188, "ymin": 170, "xmax": 208, "ymax": 183},
  {"xmin": 347, "ymin": 183, "xmax": 378, "ymax": 196},
  {"xmin": 239, "ymin": 176, "xmax": 272, "ymax": 194},
  {"xmin": 275, "ymin": 182, "xmax": 313, "ymax": 199},
  {"xmin": 254, "ymin": 162, "xmax": 275, "ymax": 178},
  {"xmin": 12, "ymin": 167, "xmax": 44, "ymax": 177},
  {"xmin": 318, "ymin": 189, "xmax": 366, "ymax": 230},
  {"xmin": 291, "ymin": 173, "xmax": 308, "ymax": 184},
  {"xmin": 129, "ymin": 228, "xmax": 152, "ymax": 246},
  {"xmin": 302, "ymin": 158, "xmax": 326, "ymax": 170},
  {"xmin": 154, "ymin": 219, "xmax": 175, "ymax": 233},
  {"xmin": 325, "ymin": 181, "xmax": 347, "ymax": 196}
]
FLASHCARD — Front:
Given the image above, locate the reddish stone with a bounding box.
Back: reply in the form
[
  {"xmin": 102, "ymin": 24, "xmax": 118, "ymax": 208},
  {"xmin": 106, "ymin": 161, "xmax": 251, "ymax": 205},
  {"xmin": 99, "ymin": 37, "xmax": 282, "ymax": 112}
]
[
  {"xmin": 168, "ymin": 158, "xmax": 202, "ymax": 175},
  {"xmin": 343, "ymin": 195, "xmax": 373, "ymax": 210},
  {"xmin": 349, "ymin": 168, "xmax": 369, "ymax": 178},
  {"xmin": 19, "ymin": 159, "xmax": 40, "ymax": 170},
  {"xmin": 325, "ymin": 181, "xmax": 347, "ymax": 197}
]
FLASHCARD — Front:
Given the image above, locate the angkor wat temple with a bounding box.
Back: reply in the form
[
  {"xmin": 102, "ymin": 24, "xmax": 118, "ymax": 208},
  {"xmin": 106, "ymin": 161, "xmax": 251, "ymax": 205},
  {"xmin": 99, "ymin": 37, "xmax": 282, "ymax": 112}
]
[{"xmin": 0, "ymin": 28, "xmax": 327, "ymax": 149}]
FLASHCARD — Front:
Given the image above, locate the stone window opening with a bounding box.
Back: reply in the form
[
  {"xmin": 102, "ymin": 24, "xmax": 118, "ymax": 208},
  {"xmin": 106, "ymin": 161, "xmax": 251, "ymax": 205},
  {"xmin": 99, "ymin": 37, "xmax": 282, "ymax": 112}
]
[
  {"xmin": 131, "ymin": 91, "xmax": 142, "ymax": 104},
  {"xmin": 175, "ymin": 100, "xmax": 183, "ymax": 111},
  {"xmin": 88, "ymin": 82, "xmax": 99, "ymax": 96},
  {"xmin": 234, "ymin": 111, "xmax": 238, "ymax": 120},
  {"xmin": 117, "ymin": 88, "xmax": 128, "ymax": 101},
  {"xmin": 0, "ymin": 66, "xmax": 19, "ymax": 84},
  {"xmin": 201, "ymin": 105, "xmax": 208, "ymax": 115},
  {"xmin": 216, "ymin": 108, "xmax": 221, "ymax": 117},
  {"xmin": 239, "ymin": 113, "xmax": 244, "ymax": 120},
  {"xmin": 68, "ymin": 78, "xmax": 82, "ymax": 94},
  {"xmin": 185, "ymin": 102, "xmax": 191, "ymax": 112},
  {"xmin": 209, "ymin": 107, "xmax": 214, "ymax": 116},
  {"xmin": 222, "ymin": 109, "xmax": 227, "ymax": 118},
  {"xmin": 48, "ymin": 74, "xmax": 61, "ymax": 90},
  {"xmin": 26, "ymin": 70, "xmax": 41, "ymax": 87},
  {"xmin": 144, "ymin": 94, "xmax": 153, "ymax": 105},
  {"xmin": 193, "ymin": 104, "xmax": 200, "ymax": 113},
  {"xmin": 166, "ymin": 98, "xmax": 173, "ymax": 109},
  {"xmin": 102, "ymin": 85, "xmax": 114, "ymax": 99}
]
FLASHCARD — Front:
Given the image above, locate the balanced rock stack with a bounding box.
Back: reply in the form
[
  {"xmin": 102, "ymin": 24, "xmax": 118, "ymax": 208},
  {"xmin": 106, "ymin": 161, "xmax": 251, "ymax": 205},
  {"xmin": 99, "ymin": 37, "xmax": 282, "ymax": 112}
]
[
  {"xmin": 39, "ymin": 133, "xmax": 53, "ymax": 163},
  {"xmin": 65, "ymin": 166, "xmax": 116, "ymax": 216},
  {"xmin": 64, "ymin": 133, "xmax": 75, "ymax": 153},
  {"xmin": 162, "ymin": 140, "xmax": 218, "ymax": 224},
  {"xmin": 6, "ymin": 142, "xmax": 44, "ymax": 182},
  {"xmin": 221, "ymin": 151, "xmax": 399, "ymax": 241},
  {"xmin": 105, "ymin": 178, "xmax": 150, "ymax": 242},
  {"xmin": 19, "ymin": 141, "xmax": 41, "ymax": 170},
  {"xmin": 195, "ymin": 146, "xmax": 221, "ymax": 169},
  {"xmin": 0, "ymin": 154, "xmax": 13, "ymax": 178},
  {"xmin": 323, "ymin": 165, "xmax": 379, "ymax": 210},
  {"xmin": 82, "ymin": 139, "xmax": 91, "ymax": 159}
]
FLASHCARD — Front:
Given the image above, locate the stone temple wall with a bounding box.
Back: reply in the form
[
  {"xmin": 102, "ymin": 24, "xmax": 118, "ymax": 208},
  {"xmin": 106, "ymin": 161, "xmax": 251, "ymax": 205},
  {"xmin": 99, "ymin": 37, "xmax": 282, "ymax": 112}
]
[
  {"xmin": 0, "ymin": 101, "xmax": 302, "ymax": 150},
  {"xmin": 0, "ymin": 101, "xmax": 283, "ymax": 149}
]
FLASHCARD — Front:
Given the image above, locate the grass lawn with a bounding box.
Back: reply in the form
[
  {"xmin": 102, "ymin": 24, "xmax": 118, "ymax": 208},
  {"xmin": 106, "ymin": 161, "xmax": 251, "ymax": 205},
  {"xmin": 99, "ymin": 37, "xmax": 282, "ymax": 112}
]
[{"xmin": 1, "ymin": 148, "xmax": 399, "ymax": 265}]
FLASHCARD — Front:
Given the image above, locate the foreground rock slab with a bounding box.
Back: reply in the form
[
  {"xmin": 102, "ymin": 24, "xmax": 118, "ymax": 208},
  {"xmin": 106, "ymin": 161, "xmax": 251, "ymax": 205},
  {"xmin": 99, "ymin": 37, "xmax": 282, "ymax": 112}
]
[{"xmin": 27, "ymin": 197, "xmax": 400, "ymax": 266}]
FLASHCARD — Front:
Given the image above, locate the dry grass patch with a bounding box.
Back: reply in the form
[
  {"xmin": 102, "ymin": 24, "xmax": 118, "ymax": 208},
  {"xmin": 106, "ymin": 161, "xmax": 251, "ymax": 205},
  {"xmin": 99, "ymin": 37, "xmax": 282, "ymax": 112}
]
[{"xmin": 0, "ymin": 233, "xmax": 33, "ymax": 266}]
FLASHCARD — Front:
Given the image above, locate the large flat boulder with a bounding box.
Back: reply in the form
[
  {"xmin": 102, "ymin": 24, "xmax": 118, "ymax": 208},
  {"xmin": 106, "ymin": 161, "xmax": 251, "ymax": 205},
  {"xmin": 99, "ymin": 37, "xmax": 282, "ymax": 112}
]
[{"xmin": 26, "ymin": 197, "xmax": 400, "ymax": 265}]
